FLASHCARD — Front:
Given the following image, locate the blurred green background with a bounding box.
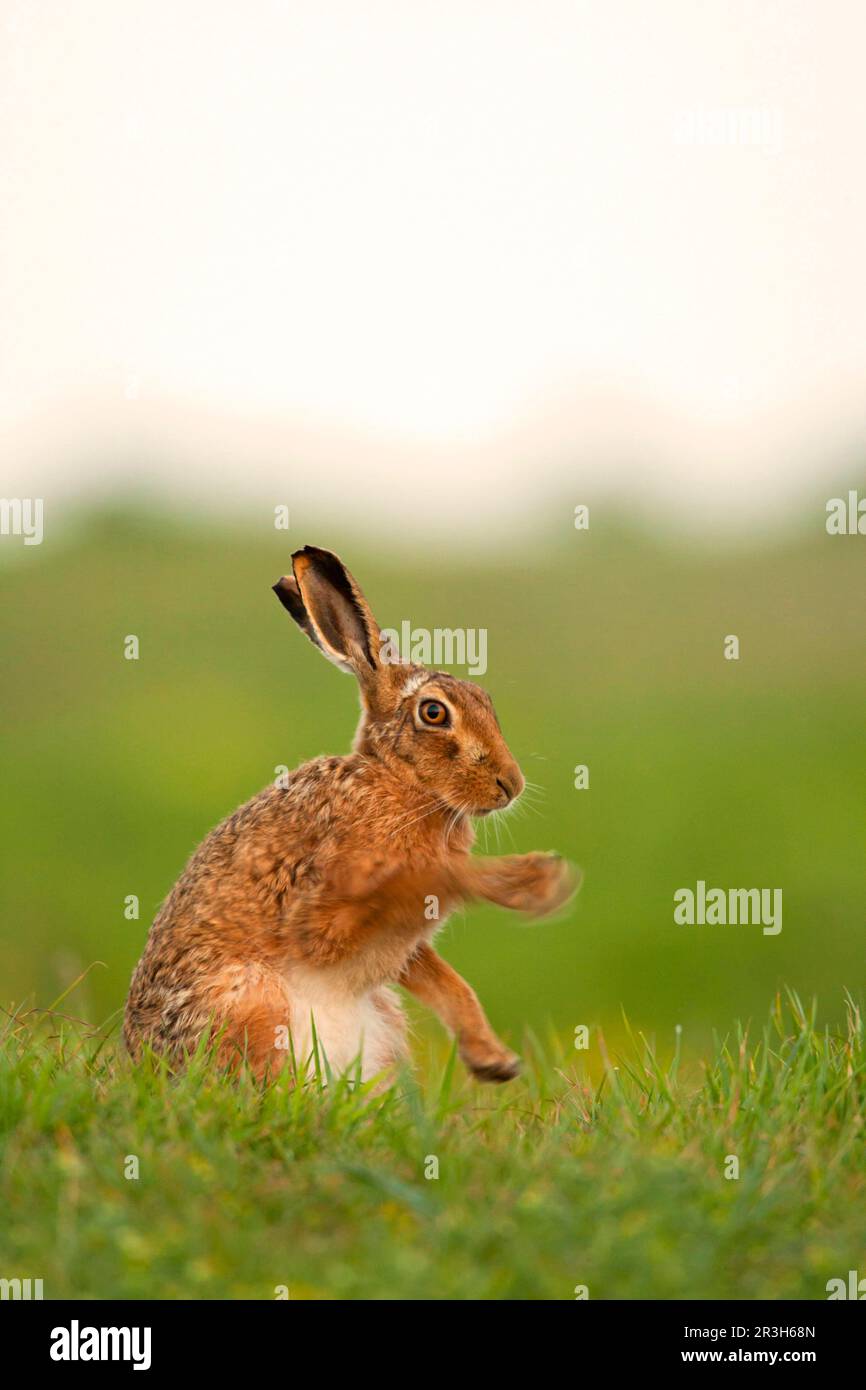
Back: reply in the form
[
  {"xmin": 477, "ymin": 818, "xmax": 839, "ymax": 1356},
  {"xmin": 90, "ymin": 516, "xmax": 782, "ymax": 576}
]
[{"xmin": 1, "ymin": 501, "xmax": 864, "ymax": 1060}]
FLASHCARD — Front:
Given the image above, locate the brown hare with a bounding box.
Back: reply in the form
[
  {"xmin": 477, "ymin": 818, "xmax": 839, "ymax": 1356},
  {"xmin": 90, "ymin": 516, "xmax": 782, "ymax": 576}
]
[{"xmin": 123, "ymin": 546, "xmax": 577, "ymax": 1084}]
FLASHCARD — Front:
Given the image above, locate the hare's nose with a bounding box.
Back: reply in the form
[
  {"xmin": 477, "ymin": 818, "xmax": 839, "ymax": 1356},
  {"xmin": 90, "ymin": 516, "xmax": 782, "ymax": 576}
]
[{"xmin": 495, "ymin": 771, "xmax": 522, "ymax": 805}]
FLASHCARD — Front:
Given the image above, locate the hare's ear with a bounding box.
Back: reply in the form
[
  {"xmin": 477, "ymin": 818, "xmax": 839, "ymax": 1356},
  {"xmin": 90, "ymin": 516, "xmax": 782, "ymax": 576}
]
[{"xmin": 273, "ymin": 546, "xmax": 380, "ymax": 679}]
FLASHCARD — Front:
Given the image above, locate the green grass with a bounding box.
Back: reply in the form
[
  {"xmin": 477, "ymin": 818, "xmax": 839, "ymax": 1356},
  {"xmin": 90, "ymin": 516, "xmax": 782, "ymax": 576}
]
[{"xmin": 1, "ymin": 990, "xmax": 863, "ymax": 1300}]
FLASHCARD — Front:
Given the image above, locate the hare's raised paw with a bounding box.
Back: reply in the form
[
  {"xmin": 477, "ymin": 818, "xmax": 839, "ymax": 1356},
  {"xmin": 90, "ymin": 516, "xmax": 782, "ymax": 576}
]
[
  {"xmin": 485, "ymin": 852, "xmax": 579, "ymax": 917},
  {"xmin": 461, "ymin": 1042, "xmax": 521, "ymax": 1084}
]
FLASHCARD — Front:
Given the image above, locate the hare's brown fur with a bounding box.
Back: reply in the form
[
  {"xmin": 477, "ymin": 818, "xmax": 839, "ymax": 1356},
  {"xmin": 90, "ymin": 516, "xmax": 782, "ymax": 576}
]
[{"xmin": 124, "ymin": 546, "xmax": 576, "ymax": 1083}]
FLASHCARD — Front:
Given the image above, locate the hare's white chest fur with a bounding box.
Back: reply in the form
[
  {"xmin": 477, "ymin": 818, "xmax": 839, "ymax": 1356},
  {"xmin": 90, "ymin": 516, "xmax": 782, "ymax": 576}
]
[{"xmin": 287, "ymin": 968, "xmax": 400, "ymax": 1082}]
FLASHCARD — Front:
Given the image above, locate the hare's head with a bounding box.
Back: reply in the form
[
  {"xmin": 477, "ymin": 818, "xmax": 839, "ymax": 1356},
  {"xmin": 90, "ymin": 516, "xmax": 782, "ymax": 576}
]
[{"xmin": 274, "ymin": 546, "xmax": 524, "ymax": 817}]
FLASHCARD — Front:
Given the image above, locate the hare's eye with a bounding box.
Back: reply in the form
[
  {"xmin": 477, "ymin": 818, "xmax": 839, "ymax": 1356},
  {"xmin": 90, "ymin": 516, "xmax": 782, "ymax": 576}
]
[{"xmin": 419, "ymin": 699, "xmax": 449, "ymax": 727}]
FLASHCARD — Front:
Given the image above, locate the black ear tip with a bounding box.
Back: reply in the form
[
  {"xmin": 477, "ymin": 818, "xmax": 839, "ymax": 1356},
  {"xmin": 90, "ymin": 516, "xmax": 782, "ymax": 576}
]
[
  {"xmin": 273, "ymin": 576, "xmax": 301, "ymax": 614},
  {"xmin": 292, "ymin": 543, "xmax": 338, "ymax": 567}
]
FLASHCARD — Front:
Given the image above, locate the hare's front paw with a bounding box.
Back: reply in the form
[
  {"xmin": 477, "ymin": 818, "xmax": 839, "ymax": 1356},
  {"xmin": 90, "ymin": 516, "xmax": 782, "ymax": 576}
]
[
  {"xmin": 460, "ymin": 1040, "xmax": 521, "ymax": 1084},
  {"xmin": 489, "ymin": 852, "xmax": 579, "ymax": 917}
]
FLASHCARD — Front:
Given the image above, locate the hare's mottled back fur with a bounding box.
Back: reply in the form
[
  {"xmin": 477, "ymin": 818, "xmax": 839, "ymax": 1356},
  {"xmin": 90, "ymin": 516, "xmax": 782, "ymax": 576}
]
[{"xmin": 124, "ymin": 546, "xmax": 575, "ymax": 1083}]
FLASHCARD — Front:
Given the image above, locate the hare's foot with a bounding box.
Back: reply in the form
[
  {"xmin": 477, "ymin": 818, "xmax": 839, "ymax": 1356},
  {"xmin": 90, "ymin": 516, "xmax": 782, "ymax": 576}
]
[
  {"xmin": 398, "ymin": 942, "xmax": 520, "ymax": 1083},
  {"xmin": 480, "ymin": 852, "xmax": 578, "ymax": 917},
  {"xmin": 460, "ymin": 1037, "xmax": 521, "ymax": 1083}
]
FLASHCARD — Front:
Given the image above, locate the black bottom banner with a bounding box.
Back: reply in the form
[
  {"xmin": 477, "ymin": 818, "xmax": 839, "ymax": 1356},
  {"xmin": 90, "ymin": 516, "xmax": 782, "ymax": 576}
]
[{"xmin": 2, "ymin": 1297, "xmax": 859, "ymax": 1374}]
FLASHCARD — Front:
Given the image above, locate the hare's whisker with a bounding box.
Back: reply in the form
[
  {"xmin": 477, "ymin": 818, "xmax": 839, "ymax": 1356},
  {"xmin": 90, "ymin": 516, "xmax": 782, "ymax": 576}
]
[
  {"xmin": 388, "ymin": 796, "xmax": 448, "ymax": 835},
  {"xmin": 446, "ymin": 800, "xmax": 471, "ymax": 843}
]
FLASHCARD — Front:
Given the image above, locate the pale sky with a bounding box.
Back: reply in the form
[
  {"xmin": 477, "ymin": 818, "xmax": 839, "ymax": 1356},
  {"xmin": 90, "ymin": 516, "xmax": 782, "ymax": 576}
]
[{"xmin": 2, "ymin": 1, "xmax": 865, "ymax": 537}]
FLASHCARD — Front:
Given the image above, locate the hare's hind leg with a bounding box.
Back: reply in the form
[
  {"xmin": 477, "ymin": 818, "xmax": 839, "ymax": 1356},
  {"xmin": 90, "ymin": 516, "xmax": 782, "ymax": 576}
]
[{"xmin": 211, "ymin": 964, "xmax": 294, "ymax": 1082}]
